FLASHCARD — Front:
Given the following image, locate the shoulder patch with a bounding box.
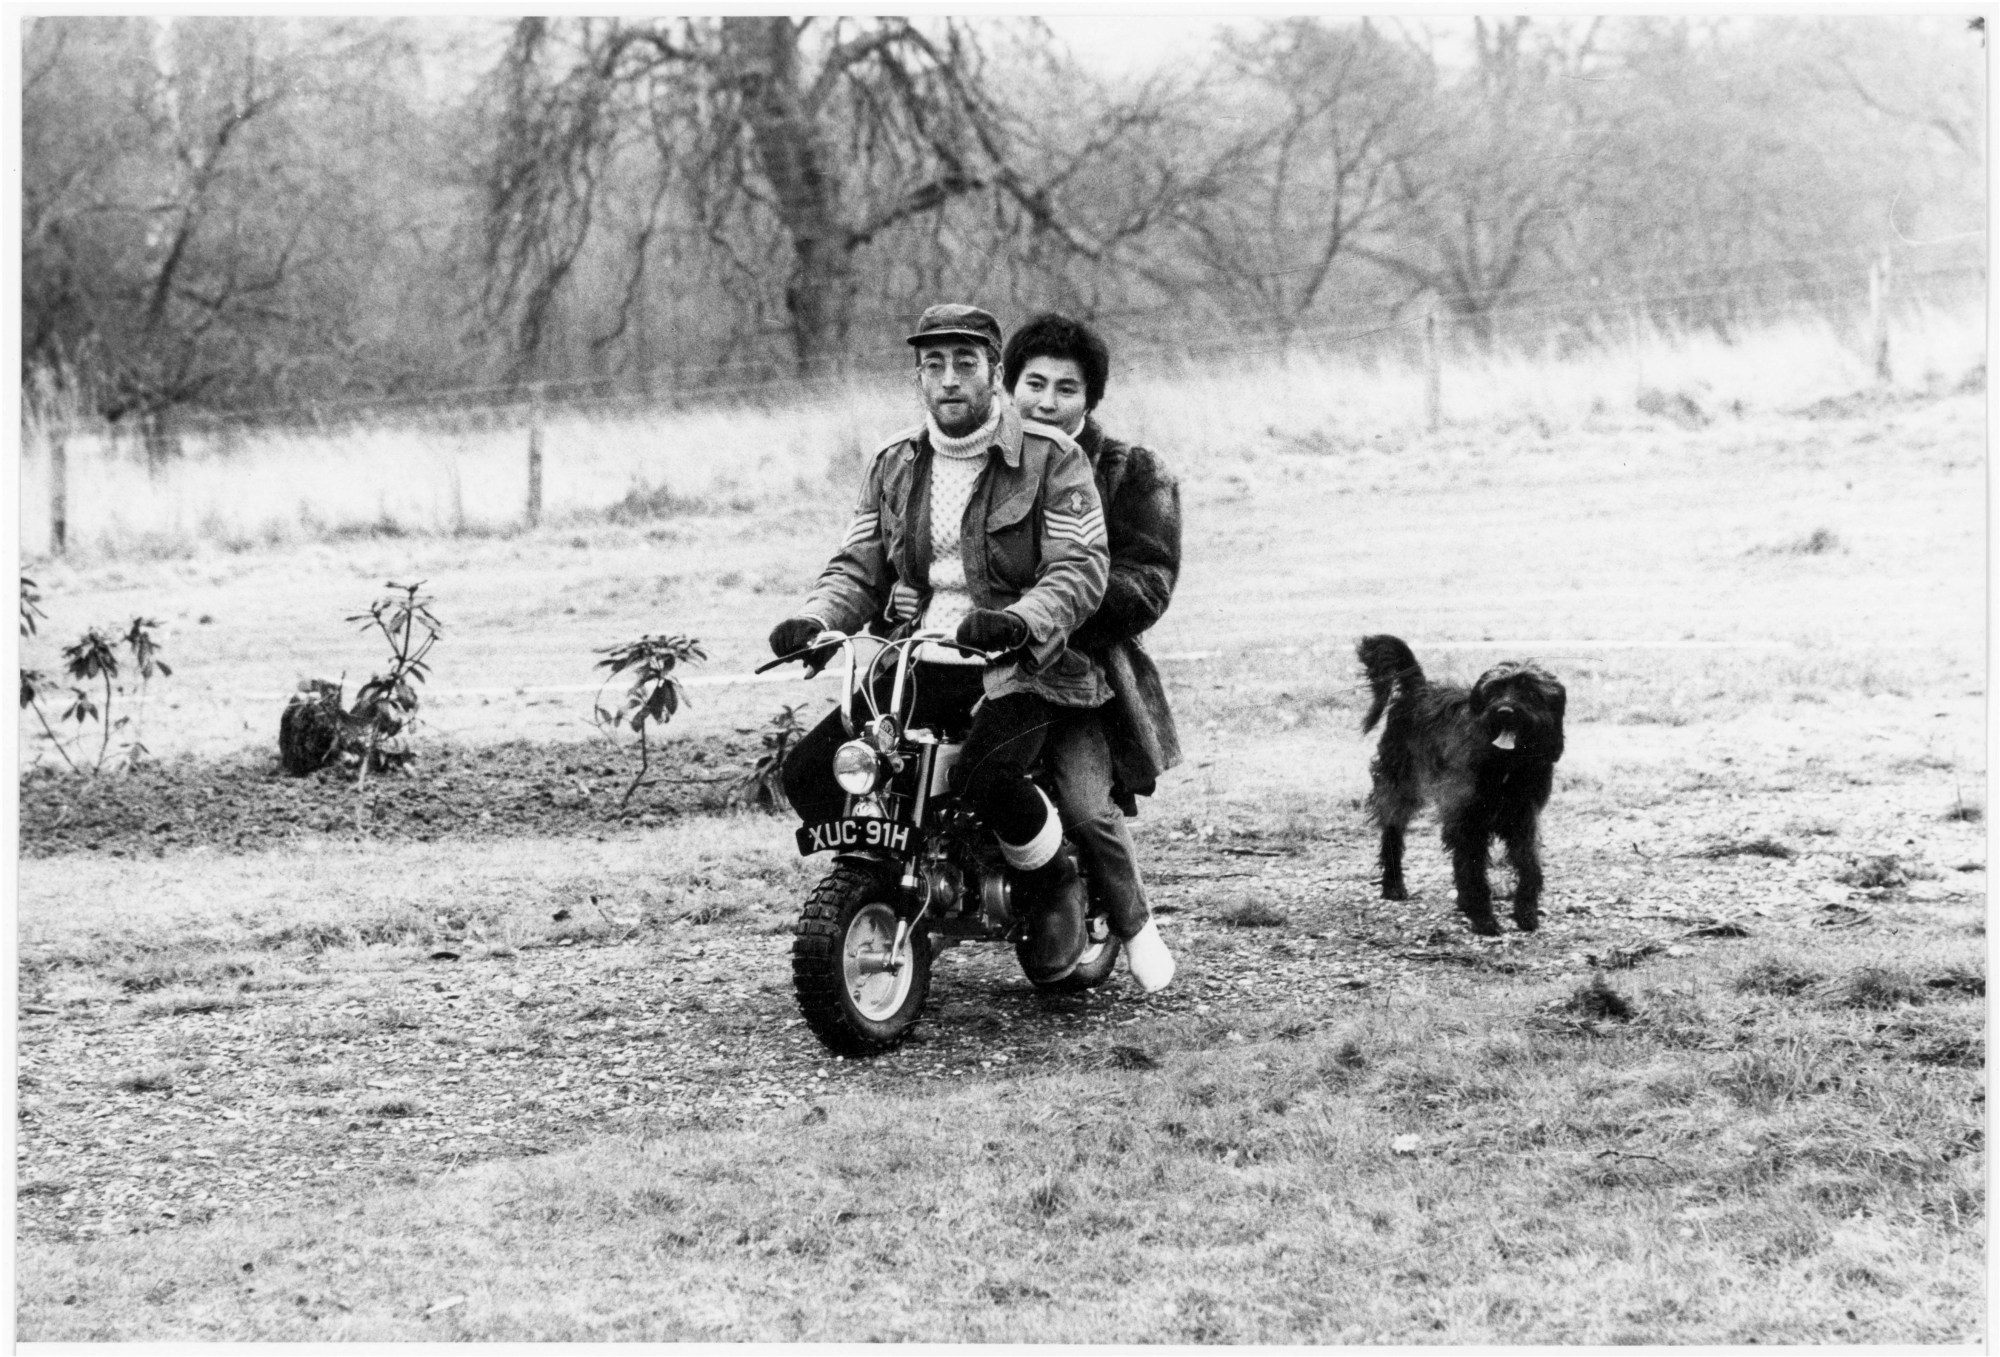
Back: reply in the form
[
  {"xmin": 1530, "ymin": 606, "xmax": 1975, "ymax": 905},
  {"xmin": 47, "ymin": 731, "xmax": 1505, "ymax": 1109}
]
[{"xmin": 1019, "ymin": 418, "xmax": 1080, "ymax": 455}]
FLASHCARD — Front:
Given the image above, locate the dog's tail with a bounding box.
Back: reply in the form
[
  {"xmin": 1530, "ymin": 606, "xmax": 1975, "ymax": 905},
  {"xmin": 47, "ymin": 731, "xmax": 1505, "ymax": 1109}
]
[{"xmin": 1357, "ymin": 634, "xmax": 1425, "ymax": 733}]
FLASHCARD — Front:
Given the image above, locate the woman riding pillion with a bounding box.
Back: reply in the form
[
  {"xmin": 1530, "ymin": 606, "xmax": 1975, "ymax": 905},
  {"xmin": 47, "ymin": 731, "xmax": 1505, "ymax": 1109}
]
[
  {"xmin": 1007, "ymin": 314, "xmax": 1183, "ymax": 993},
  {"xmin": 768, "ymin": 303, "xmax": 1109, "ymax": 985}
]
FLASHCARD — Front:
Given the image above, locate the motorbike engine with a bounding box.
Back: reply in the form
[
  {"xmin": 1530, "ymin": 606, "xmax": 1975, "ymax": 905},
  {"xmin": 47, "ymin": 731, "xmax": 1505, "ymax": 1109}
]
[
  {"xmin": 918, "ymin": 859, "xmax": 965, "ymax": 915},
  {"xmin": 980, "ymin": 870, "xmax": 1012, "ymax": 929}
]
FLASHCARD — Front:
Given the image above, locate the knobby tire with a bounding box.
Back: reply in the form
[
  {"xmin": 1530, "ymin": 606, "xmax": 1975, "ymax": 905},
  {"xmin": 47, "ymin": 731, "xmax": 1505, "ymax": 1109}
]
[{"xmin": 792, "ymin": 861, "xmax": 931, "ymax": 1056}]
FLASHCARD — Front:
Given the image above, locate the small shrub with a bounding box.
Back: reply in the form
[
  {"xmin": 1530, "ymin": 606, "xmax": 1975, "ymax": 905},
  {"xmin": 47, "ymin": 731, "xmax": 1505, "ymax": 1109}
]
[
  {"xmin": 22, "ymin": 614, "xmax": 172, "ymax": 774},
  {"xmin": 279, "ymin": 582, "xmax": 443, "ymax": 790},
  {"xmin": 594, "ymin": 633, "xmax": 707, "ymax": 807},
  {"xmin": 731, "ymin": 704, "xmax": 807, "ymax": 811}
]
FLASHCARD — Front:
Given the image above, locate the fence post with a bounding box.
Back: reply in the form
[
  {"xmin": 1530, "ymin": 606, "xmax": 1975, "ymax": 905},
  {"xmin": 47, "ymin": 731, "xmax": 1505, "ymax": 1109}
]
[
  {"xmin": 1423, "ymin": 311, "xmax": 1442, "ymax": 433},
  {"xmin": 48, "ymin": 424, "xmax": 67, "ymax": 557},
  {"xmin": 1629, "ymin": 307, "xmax": 1646, "ymax": 394},
  {"xmin": 1868, "ymin": 250, "xmax": 1892, "ymax": 385},
  {"xmin": 526, "ymin": 386, "xmax": 544, "ymax": 528}
]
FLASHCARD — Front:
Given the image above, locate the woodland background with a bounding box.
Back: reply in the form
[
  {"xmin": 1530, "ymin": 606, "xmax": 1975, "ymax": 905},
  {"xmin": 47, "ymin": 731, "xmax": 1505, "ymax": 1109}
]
[{"xmin": 21, "ymin": 14, "xmax": 1986, "ymax": 440}]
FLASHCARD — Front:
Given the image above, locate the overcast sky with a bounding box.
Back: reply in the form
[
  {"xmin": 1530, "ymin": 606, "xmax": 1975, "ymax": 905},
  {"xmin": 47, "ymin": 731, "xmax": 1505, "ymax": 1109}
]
[{"xmin": 1036, "ymin": 13, "xmax": 1236, "ymax": 74}]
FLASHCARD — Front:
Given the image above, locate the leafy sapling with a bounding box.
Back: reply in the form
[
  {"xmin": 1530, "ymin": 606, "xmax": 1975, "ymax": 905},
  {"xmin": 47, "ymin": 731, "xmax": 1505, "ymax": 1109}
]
[
  {"xmin": 344, "ymin": 581, "xmax": 443, "ymax": 777},
  {"xmin": 17, "ymin": 575, "xmax": 77, "ymax": 773},
  {"xmin": 732, "ymin": 703, "xmax": 808, "ymax": 811},
  {"xmin": 20, "ymin": 605, "xmax": 171, "ymax": 774},
  {"xmin": 594, "ymin": 634, "xmax": 707, "ymax": 808},
  {"xmin": 277, "ymin": 583, "xmax": 443, "ymax": 790},
  {"xmin": 20, "ymin": 575, "xmax": 45, "ymax": 637}
]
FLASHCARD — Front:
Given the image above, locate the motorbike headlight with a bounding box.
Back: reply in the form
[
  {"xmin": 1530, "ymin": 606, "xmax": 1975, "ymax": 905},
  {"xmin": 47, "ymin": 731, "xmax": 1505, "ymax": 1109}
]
[{"xmin": 832, "ymin": 740, "xmax": 882, "ymax": 796}]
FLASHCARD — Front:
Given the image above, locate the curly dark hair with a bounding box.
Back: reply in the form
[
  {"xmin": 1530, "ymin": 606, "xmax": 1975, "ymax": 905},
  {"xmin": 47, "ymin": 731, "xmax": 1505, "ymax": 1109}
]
[{"xmin": 1002, "ymin": 313, "xmax": 1111, "ymax": 411}]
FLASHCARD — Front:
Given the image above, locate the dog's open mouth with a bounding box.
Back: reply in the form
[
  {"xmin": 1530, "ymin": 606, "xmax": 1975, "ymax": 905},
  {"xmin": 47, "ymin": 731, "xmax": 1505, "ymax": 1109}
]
[{"xmin": 1492, "ymin": 729, "xmax": 1518, "ymax": 750}]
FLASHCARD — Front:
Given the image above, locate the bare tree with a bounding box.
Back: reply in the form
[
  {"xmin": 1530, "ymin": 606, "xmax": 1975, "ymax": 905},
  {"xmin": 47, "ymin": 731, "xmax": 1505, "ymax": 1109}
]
[
  {"xmin": 1167, "ymin": 19, "xmax": 1426, "ymax": 354},
  {"xmin": 23, "ymin": 18, "xmax": 457, "ymax": 423},
  {"xmin": 1350, "ymin": 18, "xmax": 1613, "ymax": 345},
  {"xmin": 478, "ymin": 17, "xmax": 1167, "ymax": 378}
]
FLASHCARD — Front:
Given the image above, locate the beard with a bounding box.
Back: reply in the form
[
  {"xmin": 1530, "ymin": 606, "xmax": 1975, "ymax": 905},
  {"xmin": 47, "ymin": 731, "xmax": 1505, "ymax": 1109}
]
[{"xmin": 927, "ymin": 386, "xmax": 994, "ymax": 437}]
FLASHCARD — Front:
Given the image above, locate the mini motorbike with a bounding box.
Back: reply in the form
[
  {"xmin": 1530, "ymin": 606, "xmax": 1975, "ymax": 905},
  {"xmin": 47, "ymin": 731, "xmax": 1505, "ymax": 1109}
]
[{"xmin": 760, "ymin": 629, "xmax": 1122, "ymax": 1056}]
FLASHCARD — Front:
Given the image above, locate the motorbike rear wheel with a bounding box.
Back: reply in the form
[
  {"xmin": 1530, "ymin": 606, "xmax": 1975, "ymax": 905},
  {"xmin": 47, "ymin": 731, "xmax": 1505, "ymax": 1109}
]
[
  {"xmin": 1020, "ymin": 912, "xmax": 1123, "ymax": 993},
  {"xmin": 792, "ymin": 861, "xmax": 932, "ymax": 1056}
]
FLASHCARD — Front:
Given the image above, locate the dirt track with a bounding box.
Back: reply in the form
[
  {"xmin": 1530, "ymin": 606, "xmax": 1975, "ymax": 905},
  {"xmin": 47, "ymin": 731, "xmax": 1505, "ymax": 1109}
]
[{"xmin": 17, "ymin": 726, "xmax": 1986, "ymax": 1244}]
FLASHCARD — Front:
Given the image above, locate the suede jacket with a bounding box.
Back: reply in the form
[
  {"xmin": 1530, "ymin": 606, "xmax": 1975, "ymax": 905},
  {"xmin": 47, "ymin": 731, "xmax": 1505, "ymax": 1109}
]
[
  {"xmin": 800, "ymin": 403, "xmax": 1110, "ymax": 708},
  {"xmin": 1068, "ymin": 417, "xmax": 1184, "ymax": 803}
]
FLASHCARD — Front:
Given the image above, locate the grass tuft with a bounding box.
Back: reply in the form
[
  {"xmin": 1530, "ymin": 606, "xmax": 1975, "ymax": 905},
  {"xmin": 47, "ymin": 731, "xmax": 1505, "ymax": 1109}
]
[
  {"xmin": 1923, "ymin": 964, "xmax": 1984, "ymax": 998},
  {"xmin": 112, "ymin": 1066, "xmax": 177, "ymax": 1093},
  {"xmin": 135, "ymin": 991, "xmax": 250, "ymax": 1019},
  {"xmin": 1567, "ymin": 975, "xmax": 1633, "ymax": 1021},
  {"xmin": 357, "ymin": 1093, "xmax": 422, "ymax": 1119},
  {"xmin": 1215, "ymin": 895, "xmax": 1288, "ymax": 928},
  {"xmin": 1736, "ymin": 957, "xmax": 1826, "ymax": 997},
  {"xmin": 1832, "ymin": 965, "xmax": 1927, "ymax": 1010},
  {"xmin": 1836, "ymin": 855, "xmax": 1910, "ymax": 890},
  {"xmin": 1692, "ymin": 836, "xmax": 1796, "ymax": 860},
  {"xmin": 1023, "ymin": 1172, "xmax": 1071, "ymax": 1218}
]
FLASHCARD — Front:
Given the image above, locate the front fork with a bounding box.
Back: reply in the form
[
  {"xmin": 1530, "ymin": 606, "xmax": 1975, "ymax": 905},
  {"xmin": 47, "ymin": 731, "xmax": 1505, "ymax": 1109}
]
[{"xmin": 885, "ymin": 736, "xmax": 947, "ymax": 972}]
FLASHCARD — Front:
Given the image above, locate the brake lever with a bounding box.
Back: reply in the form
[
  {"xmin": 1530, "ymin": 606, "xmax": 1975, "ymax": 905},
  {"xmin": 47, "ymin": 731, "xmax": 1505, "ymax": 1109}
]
[{"xmin": 753, "ymin": 631, "xmax": 846, "ymax": 676}]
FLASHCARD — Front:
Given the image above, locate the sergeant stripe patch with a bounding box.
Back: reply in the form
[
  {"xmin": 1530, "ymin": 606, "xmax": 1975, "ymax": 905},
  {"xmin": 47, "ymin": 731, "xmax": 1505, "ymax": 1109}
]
[
  {"xmin": 1044, "ymin": 505, "xmax": 1105, "ymax": 547},
  {"xmin": 841, "ymin": 510, "xmax": 881, "ymax": 549}
]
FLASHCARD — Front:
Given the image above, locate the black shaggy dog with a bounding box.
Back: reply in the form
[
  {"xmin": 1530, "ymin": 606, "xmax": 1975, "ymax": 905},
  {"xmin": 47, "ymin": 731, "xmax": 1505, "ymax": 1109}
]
[{"xmin": 1357, "ymin": 634, "xmax": 1566, "ymax": 935}]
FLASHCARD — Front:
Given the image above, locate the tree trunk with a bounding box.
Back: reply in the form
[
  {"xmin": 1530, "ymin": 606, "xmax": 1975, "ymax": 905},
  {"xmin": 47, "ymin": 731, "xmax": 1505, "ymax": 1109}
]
[{"xmin": 721, "ymin": 17, "xmax": 855, "ymax": 378}]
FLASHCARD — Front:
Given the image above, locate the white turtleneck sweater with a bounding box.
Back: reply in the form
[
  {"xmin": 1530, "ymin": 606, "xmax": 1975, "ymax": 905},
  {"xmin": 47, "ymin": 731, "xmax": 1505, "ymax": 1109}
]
[{"xmin": 920, "ymin": 407, "xmax": 999, "ymax": 663}]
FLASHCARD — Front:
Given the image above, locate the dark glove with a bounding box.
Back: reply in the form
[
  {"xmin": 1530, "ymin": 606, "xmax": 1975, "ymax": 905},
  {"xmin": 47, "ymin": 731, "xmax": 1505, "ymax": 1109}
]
[
  {"xmin": 955, "ymin": 608, "xmax": 1030, "ymax": 654},
  {"xmin": 769, "ymin": 616, "xmax": 828, "ymax": 660}
]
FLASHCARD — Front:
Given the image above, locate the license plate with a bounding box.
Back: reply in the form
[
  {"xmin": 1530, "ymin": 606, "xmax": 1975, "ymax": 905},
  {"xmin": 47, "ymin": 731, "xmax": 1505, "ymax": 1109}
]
[{"xmin": 795, "ymin": 817, "xmax": 917, "ymax": 857}]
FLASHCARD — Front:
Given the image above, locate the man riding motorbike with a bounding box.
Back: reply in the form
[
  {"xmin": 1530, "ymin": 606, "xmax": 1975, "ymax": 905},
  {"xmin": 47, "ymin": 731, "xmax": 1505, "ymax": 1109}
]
[{"xmin": 770, "ymin": 303, "xmax": 1111, "ymax": 984}]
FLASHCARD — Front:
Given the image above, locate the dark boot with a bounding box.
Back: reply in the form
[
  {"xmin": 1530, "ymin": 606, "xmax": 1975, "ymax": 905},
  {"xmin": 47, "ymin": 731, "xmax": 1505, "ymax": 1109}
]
[{"xmin": 1015, "ymin": 847, "xmax": 1087, "ymax": 984}]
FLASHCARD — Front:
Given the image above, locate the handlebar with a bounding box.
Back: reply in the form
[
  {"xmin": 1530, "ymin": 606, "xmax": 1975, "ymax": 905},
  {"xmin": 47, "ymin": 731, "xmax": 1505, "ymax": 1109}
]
[
  {"xmin": 754, "ymin": 628, "xmax": 991, "ymax": 675},
  {"xmin": 756, "ymin": 629, "xmax": 997, "ymax": 739}
]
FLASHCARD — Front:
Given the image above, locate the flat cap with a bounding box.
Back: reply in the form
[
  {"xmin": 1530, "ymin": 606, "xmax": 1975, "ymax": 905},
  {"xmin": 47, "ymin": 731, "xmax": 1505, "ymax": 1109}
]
[{"xmin": 905, "ymin": 303, "xmax": 1002, "ymax": 351}]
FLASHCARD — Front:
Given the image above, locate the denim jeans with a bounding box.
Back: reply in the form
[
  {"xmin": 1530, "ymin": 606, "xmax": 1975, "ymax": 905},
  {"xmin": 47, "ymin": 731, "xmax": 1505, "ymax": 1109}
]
[{"xmin": 1045, "ymin": 708, "xmax": 1152, "ymax": 939}]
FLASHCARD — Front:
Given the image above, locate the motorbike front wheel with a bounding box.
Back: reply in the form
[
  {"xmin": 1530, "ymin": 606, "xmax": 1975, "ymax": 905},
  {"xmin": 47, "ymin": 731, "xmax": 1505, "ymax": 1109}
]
[{"xmin": 792, "ymin": 862, "xmax": 933, "ymax": 1056}]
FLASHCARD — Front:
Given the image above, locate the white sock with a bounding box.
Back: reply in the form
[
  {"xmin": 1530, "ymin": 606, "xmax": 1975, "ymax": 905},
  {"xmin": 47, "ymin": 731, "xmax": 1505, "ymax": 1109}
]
[
  {"xmin": 1125, "ymin": 920, "xmax": 1176, "ymax": 993},
  {"xmin": 998, "ymin": 787, "xmax": 1062, "ymax": 871}
]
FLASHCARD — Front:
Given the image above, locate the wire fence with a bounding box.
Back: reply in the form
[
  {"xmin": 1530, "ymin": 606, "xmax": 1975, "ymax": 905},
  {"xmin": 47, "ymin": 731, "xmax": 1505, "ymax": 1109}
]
[
  {"xmin": 21, "ymin": 248, "xmax": 1985, "ymax": 558},
  {"xmin": 38, "ymin": 243, "xmax": 1981, "ymax": 441}
]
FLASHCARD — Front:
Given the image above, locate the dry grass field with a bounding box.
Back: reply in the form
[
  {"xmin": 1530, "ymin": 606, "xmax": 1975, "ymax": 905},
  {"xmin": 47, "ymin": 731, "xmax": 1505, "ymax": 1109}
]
[{"xmin": 13, "ymin": 320, "xmax": 1987, "ymax": 1341}]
